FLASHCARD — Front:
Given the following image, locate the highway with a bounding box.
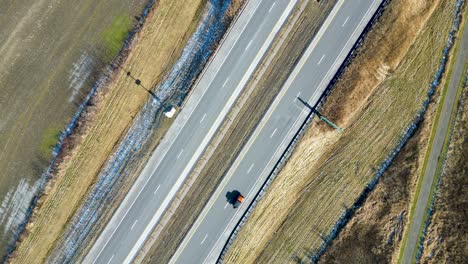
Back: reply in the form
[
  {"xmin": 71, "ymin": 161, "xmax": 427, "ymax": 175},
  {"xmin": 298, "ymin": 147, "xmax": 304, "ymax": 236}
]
[
  {"xmin": 83, "ymin": 0, "xmax": 297, "ymax": 263},
  {"xmin": 171, "ymin": 0, "xmax": 384, "ymax": 263},
  {"xmin": 400, "ymin": 14, "xmax": 468, "ymax": 264}
]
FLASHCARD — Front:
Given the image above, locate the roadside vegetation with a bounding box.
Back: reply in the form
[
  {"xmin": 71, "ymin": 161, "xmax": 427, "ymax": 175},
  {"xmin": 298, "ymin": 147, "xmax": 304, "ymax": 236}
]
[
  {"xmin": 223, "ymin": 0, "xmax": 458, "ymax": 263},
  {"xmin": 321, "ymin": 5, "xmax": 467, "ymax": 264},
  {"xmin": 140, "ymin": 1, "xmax": 337, "ymax": 262},
  {"xmin": 8, "ymin": 0, "xmax": 206, "ymax": 262}
]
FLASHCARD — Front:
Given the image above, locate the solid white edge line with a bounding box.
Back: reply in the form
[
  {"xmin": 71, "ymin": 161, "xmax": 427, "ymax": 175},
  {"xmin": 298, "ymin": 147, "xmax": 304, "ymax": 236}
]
[{"xmin": 125, "ymin": 0, "xmax": 297, "ymax": 263}]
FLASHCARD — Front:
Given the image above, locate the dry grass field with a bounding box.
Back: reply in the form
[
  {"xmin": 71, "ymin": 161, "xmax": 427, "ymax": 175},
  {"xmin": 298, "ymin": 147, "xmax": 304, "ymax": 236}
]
[
  {"xmin": 8, "ymin": 0, "xmax": 206, "ymax": 262},
  {"xmin": 141, "ymin": 1, "xmax": 337, "ymax": 262},
  {"xmin": 419, "ymin": 70, "xmax": 467, "ymax": 263},
  {"xmin": 223, "ymin": 0, "xmax": 457, "ymax": 263}
]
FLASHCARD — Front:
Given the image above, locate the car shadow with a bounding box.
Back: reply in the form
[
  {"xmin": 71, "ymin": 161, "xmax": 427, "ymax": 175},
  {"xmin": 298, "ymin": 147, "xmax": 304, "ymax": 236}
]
[{"xmin": 225, "ymin": 190, "xmax": 241, "ymax": 206}]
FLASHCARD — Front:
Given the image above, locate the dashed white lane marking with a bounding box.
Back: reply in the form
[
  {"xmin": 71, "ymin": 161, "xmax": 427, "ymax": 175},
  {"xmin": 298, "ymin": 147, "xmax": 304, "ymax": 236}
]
[
  {"xmin": 270, "ymin": 128, "xmax": 278, "ymax": 138},
  {"xmin": 154, "ymin": 185, "xmax": 160, "ymax": 195},
  {"xmin": 247, "ymin": 163, "xmax": 254, "ymax": 174},
  {"xmin": 317, "ymin": 54, "xmax": 326, "ymax": 65},
  {"xmin": 200, "ymin": 234, "xmax": 208, "ymax": 245},
  {"xmin": 222, "ymin": 77, "xmax": 230, "ymax": 87},
  {"xmin": 130, "ymin": 220, "xmax": 138, "ymax": 231},
  {"xmin": 269, "ymin": 2, "xmax": 276, "ymax": 13},
  {"xmin": 294, "ymin": 91, "xmax": 301, "ymax": 102},
  {"xmin": 176, "ymin": 149, "xmax": 184, "ymax": 160},
  {"xmin": 245, "ymin": 40, "xmax": 253, "ymax": 50},
  {"xmin": 200, "ymin": 113, "xmax": 207, "ymax": 123},
  {"xmin": 342, "ymin": 16, "xmax": 350, "ymax": 27},
  {"xmin": 224, "ymin": 203, "xmax": 229, "ymax": 209},
  {"xmin": 106, "ymin": 255, "xmax": 114, "ymax": 264}
]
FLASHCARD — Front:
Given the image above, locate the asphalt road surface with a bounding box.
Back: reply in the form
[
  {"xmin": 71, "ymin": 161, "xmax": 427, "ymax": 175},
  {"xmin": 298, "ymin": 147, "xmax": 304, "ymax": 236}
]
[
  {"xmin": 171, "ymin": 0, "xmax": 384, "ymax": 263},
  {"xmin": 83, "ymin": 0, "xmax": 297, "ymax": 263},
  {"xmin": 400, "ymin": 15, "xmax": 468, "ymax": 264}
]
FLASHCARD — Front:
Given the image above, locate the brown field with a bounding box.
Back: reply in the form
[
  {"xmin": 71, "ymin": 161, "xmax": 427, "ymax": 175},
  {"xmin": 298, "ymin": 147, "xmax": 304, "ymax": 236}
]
[
  {"xmin": 223, "ymin": 0, "xmax": 457, "ymax": 263},
  {"xmin": 8, "ymin": 0, "xmax": 206, "ymax": 262},
  {"xmin": 319, "ymin": 99, "xmax": 437, "ymax": 263},
  {"xmin": 140, "ymin": 1, "xmax": 337, "ymax": 262}
]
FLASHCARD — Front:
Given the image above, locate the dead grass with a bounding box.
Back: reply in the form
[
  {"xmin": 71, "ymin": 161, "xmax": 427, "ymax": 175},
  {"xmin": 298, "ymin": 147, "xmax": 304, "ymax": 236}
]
[
  {"xmin": 8, "ymin": 0, "xmax": 205, "ymax": 263},
  {"xmin": 223, "ymin": 0, "xmax": 456, "ymax": 263},
  {"xmin": 140, "ymin": 1, "xmax": 337, "ymax": 263},
  {"xmin": 420, "ymin": 74, "xmax": 468, "ymax": 263}
]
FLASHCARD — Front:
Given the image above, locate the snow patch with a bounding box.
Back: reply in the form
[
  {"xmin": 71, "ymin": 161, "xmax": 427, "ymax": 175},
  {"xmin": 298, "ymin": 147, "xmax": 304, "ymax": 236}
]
[{"xmin": 68, "ymin": 51, "xmax": 94, "ymax": 103}]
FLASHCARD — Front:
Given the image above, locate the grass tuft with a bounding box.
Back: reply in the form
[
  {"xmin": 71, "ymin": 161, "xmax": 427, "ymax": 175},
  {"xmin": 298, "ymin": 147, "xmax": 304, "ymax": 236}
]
[
  {"xmin": 101, "ymin": 15, "xmax": 132, "ymax": 58},
  {"xmin": 38, "ymin": 126, "xmax": 62, "ymax": 159}
]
